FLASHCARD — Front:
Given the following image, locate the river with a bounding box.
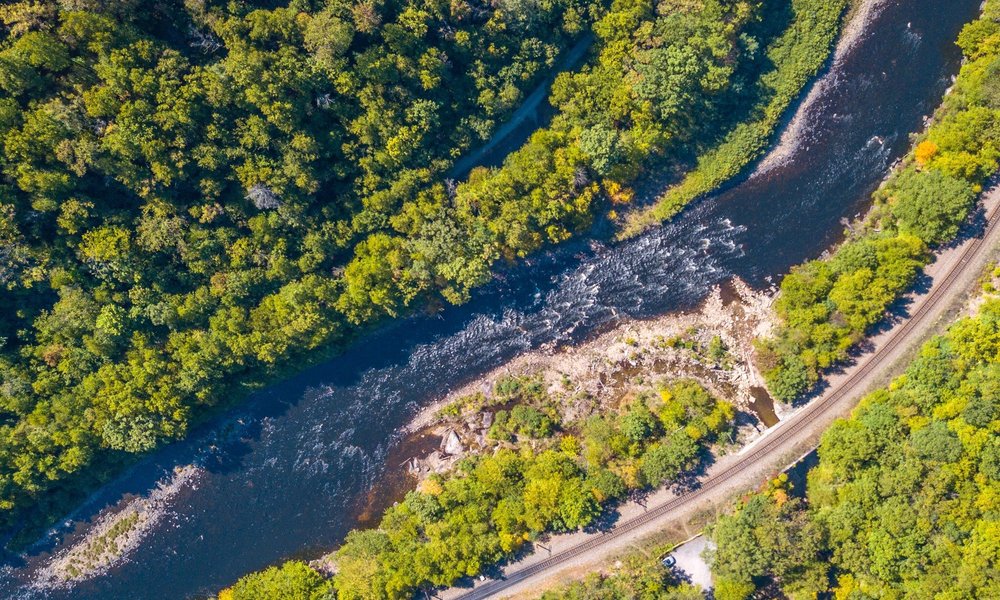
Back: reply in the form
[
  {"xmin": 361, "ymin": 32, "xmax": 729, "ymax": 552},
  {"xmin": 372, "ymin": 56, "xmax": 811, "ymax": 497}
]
[{"xmin": 0, "ymin": 0, "xmax": 981, "ymax": 597}]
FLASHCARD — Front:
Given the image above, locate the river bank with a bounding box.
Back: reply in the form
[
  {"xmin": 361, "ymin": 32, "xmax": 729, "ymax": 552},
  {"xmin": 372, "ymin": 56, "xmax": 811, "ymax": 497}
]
[
  {"xmin": 31, "ymin": 466, "xmax": 201, "ymax": 589},
  {"xmin": 621, "ymin": 0, "xmax": 850, "ymax": 234},
  {"xmin": 0, "ymin": 0, "xmax": 978, "ymax": 595},
  {"xmin": 753, "ymin": 0, "xmax": 892, "ymax": 176},
  {"xmin": 309, "ymin": 278, "xmax": 785, "ymax": 582},
  {"xmin": 407, "ymin": 278, "xmax": 778, "ymax": 436},
  {"xmin": 759, "ymin": 0, "xmax": 1000, "ymax": 401},
  {"xmin": 332, "ymin": 278, "xmax": 781, "ymax": 539},
  {"xmin": 322, "ymin": 0, "xmax": 986, "ymax": 591}
]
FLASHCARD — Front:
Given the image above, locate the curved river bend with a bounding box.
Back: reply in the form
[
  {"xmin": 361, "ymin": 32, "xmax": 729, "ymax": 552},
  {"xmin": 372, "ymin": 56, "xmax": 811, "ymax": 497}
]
[{"xmin": 0, "ymin": 0, "xmax": 981, "ymax": 597}]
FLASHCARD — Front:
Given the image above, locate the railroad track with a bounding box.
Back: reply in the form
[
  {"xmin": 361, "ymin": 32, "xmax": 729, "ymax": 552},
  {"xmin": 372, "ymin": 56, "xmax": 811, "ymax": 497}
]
[{"xmin": 454, "ymin": 200, "xmax": 1000, "ymax": 600}]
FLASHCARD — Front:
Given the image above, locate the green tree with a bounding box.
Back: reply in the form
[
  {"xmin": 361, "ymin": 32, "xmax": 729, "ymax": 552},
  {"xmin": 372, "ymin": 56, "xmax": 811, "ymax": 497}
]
[
  {"xmin": 225, "ymin": 561, "xmax": 332, "ymax": 600},
  {"xmin": 888, "ymin": 167, "xmax": 977, "ymax": 244}
]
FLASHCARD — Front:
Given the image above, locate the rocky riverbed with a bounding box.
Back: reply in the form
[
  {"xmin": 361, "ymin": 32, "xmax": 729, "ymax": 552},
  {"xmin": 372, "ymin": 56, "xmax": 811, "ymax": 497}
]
[
  {"xmin": 32, "ymin": 465, "xmax": 201, "ymax": 589},
  {"xmin": 389, "ymin": 278, "xmax": 783, "ymax": 492}
]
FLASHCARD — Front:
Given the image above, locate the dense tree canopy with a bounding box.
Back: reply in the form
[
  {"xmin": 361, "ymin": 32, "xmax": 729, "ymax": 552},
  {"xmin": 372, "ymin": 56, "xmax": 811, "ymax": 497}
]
[
  {"xmin": 758, "ymin": 1, "xmax": 1000, "ymax": 401},
  {"xmin": 0, "ymin": 0, "xmax": 844, "ymax": 537},
  {"xmin": 711, "ymin": 299, "xmax": 1000, "ymax": 599},
  {"xmin": 0, "ymin": 0, "xmax": 591, "ymax": 529},
  {"xmin": 708, "ymin": 480, "xmax": 827, "ymax": 599},
  {"xmin": 539, "ymin": 555, "xmax": 704, "ymax": 599},
  {"xmin": 219, "ymin": 561, "xmax": 332, "ymax": 600},
  {"xmin": 625, "ymin": 0, "xmax": 847, "ymax": 231}
]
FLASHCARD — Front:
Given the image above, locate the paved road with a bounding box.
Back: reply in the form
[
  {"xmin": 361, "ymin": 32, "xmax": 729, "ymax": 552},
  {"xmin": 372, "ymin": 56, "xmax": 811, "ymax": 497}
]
[{"xmin": 449, "ymin": 191, "xmax": 1000, "ymax": 599}]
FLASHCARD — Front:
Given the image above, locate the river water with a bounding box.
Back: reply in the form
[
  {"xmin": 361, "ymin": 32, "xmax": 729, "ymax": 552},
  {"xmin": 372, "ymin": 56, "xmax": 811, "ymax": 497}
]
[{"xmin": 0, "ymin": 1, "xmax": 981, "ymax": 597}]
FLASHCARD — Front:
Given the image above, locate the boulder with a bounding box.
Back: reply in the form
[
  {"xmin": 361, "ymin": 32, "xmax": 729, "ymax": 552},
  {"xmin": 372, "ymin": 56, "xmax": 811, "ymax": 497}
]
[{"xmin": 441, "ymin": 430, "xmax": 464, "ymax": 456}]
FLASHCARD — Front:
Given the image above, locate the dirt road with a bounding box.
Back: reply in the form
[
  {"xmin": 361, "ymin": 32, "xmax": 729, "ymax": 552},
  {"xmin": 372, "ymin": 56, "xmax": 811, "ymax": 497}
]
[
  {"xmin": 443, "ymin": 189, "xmax": 1000, "ymax": 599},
  {"xmin": 447, "ymin": 36, "xmax": 593, "ymax": 180}
]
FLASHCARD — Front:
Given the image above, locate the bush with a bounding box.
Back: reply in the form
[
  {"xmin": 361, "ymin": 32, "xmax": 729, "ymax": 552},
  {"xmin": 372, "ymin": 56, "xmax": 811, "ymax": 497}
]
[
  {"xmin": 539, "ymin": 555, "xmax": 702, "ymax": 599},
  {"xmin": 888, "ymin": 167, "xmax": 977, "ymax": 245},
  {"xmin": 639, "ymin": 433, "xmax": 698, "ymax": 486},
  {"xmin": 765, "ymin": 354, "xmax": 815, "ymax": 403},
  {"xmin": 224, "ymin": 562, "xmax": 331, "ymax": 600},
  {"xmin": 761, "ymin": 5, "xmax": 1000, "ymax": 400},
  {"xmin": 909, "ymin": 421, "xmax": 963, "ymax": 463}
]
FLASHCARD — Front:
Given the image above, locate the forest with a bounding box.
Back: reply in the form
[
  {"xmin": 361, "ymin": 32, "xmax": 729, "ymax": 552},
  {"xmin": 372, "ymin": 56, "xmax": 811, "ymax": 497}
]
[
  {"xmin": 219, "ymin": 377, "xmax": 734, "ymax": 598},
  {"xmin": 0, "ymin": 0, "xmax": 846, "ymax": 535},
  {"xmin": 709, "ymin": 298, "xmax": 1000, "ymax": 599},
  {"xmin": 758, "ymin": 0, "xmax": 1000, "ymax": 401},
  {"xmin": 0, "ymin": 0, "xmax": 588, "ymax": 531}
]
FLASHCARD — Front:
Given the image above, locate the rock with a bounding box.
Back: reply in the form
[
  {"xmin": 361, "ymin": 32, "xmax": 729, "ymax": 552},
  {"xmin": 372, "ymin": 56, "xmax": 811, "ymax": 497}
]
[
  {"xmin": 442, "ymin": 430, "xmax": 464, "ymax": 456},
  {"xmin": 246, "ymin": 183, "xmax": 281, "ymax": 210},
  {"xmin": 309, "ymin": 556, "xmax": 338, "ymax": 577},
  {"xmin": 422, "ymin": 450, "xmax": 457, "ymax": 473}
]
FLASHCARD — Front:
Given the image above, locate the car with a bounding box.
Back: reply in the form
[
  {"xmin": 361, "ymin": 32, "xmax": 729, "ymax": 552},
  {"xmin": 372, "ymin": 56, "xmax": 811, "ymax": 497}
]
[{"xmin": 661, "ymin": 555, "xmax": 676, "ymax": 568}]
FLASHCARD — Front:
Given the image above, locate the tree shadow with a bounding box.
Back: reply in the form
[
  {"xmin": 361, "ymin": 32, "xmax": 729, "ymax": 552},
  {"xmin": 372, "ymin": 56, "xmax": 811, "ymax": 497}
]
[
  {"xmin": 631, "ymin": 0, "xmax": 823, "ymax": 210},
  {"xmin": 790, "ymin": 186, "xmax": 997, "ymax": 409}
]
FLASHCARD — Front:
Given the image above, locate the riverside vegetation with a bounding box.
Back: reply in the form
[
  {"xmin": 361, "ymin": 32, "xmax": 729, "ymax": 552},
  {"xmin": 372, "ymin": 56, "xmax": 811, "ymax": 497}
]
[
  {"xmin": 0, "ymin": 0, "xmax": 588, "ymax": 533},
  {"xmin": 220, "ymin": 376, "xmax": 735, "ymax": 598},
  {"xmin": 758, "ymin": 0, "xmax": 1000, "ymax": 401},
  {"xmin": 621, "ymin": 0, "xmax": 847, "ymax": 235},
  {"xmin": 708, "ymin": 298, "xmax": 1000, "ymax": 599},
  {"xmin": 537, "ymin": 555, "xmax": 704, "ymax": 599},
  {"xmin": 554, "ymin": 5, "xmax": 1000, "ymax": 597},
  {"xmin": 0, "ymin": 0, "xmax": 847, "ymax": 537}
]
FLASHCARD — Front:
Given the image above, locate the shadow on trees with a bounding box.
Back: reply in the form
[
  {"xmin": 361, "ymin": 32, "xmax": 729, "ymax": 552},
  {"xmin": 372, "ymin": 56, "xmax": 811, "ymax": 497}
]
[{"xmin": 789, "ymin": 196, "xmax": 996, "ymax": 410}]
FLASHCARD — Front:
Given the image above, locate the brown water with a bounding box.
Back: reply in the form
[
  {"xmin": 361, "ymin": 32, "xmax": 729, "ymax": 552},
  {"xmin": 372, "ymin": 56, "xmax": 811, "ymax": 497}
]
[
  {"xmin": 352, "ymin": 430, "xmax": 441, "ymax": 529},
  {"xmin": 750, "ymin": 386, "xmax": 780, "ymax": 428}
]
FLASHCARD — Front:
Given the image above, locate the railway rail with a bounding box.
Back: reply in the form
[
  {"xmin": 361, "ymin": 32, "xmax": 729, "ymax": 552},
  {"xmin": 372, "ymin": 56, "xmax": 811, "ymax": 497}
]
[{"xmin": 453, "ymin": 198, "xmax": 1000, "ymax": 600}]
